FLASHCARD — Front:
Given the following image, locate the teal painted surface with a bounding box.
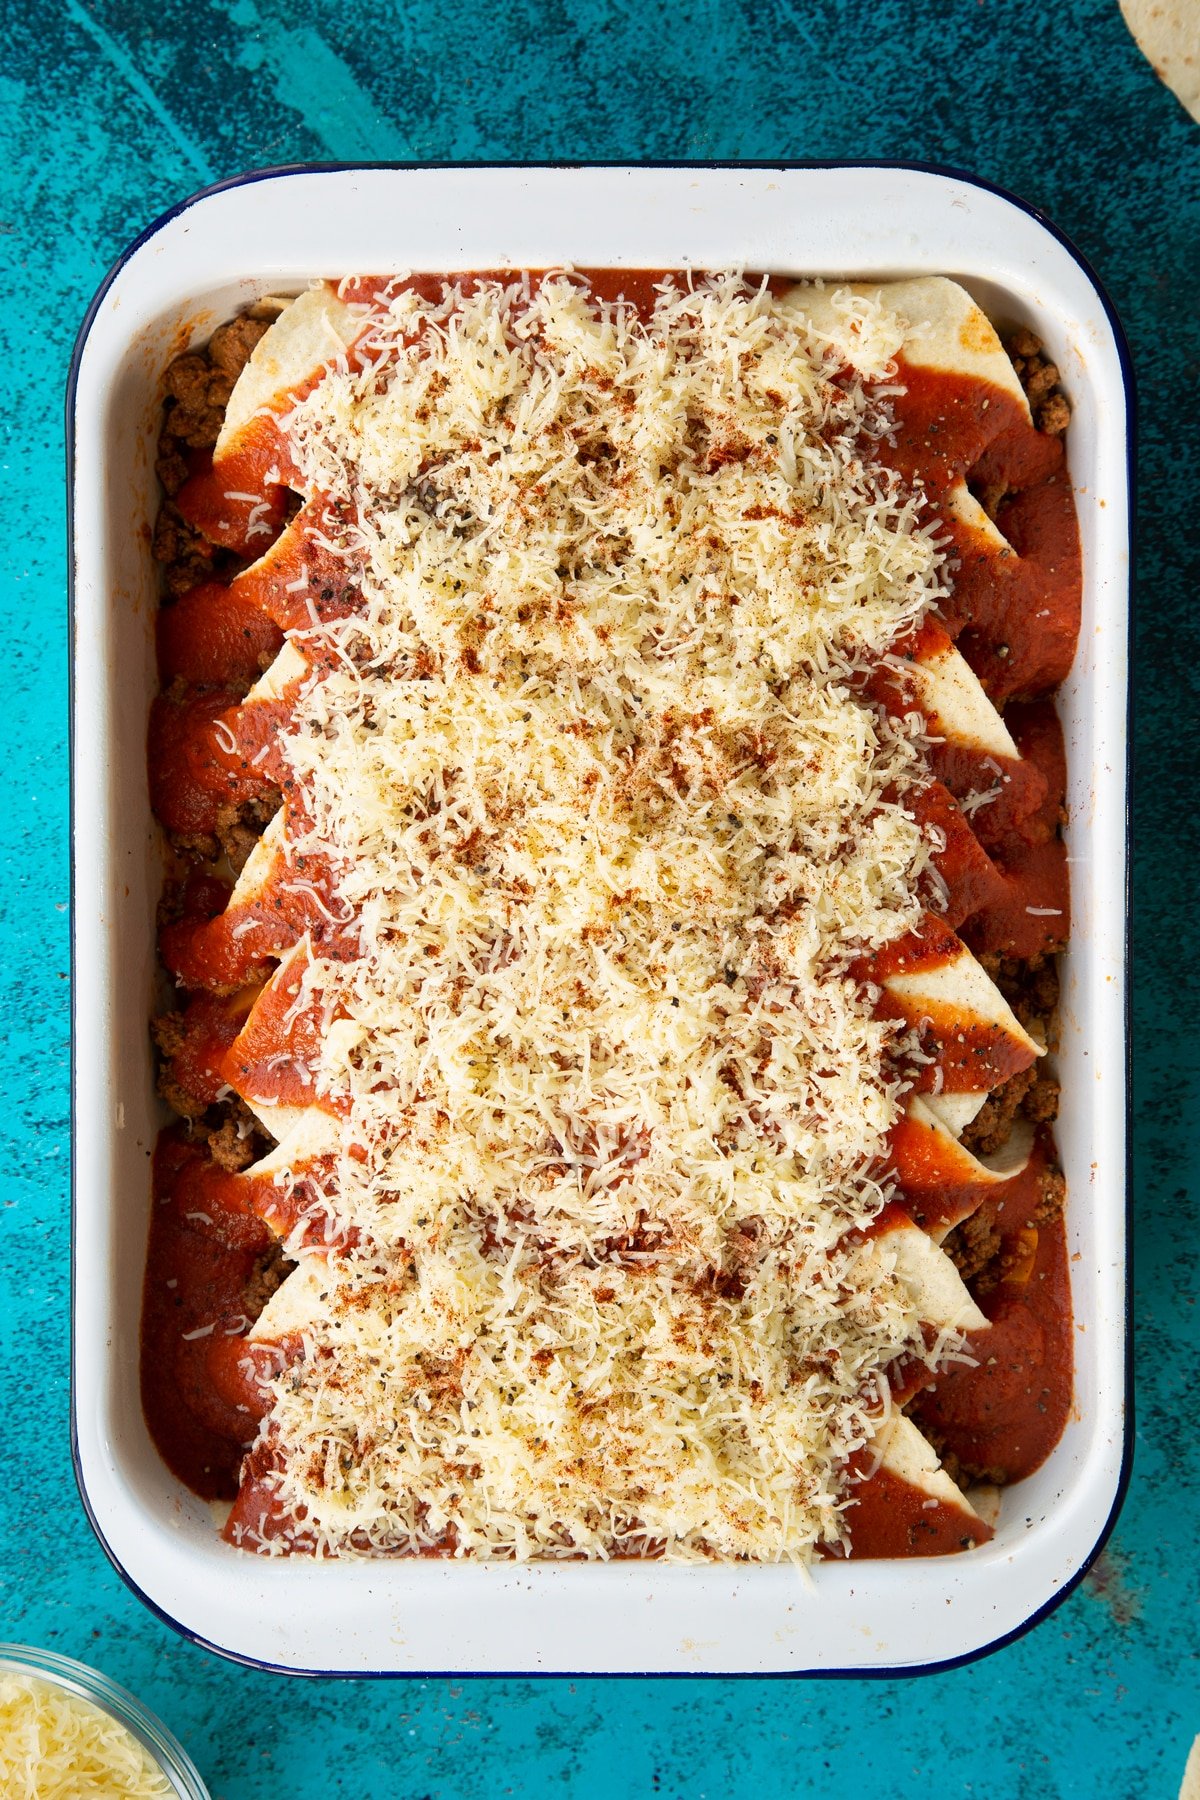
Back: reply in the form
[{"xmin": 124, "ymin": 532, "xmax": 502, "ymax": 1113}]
[{"xmin": 1, "ymin": 0, "xmax": 1197, "ymax": 1793}]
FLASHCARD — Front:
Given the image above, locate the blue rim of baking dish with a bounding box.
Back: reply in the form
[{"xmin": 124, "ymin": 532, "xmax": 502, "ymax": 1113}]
[{"xmin": 66, "ymin": 158, "xmax": 1136, "ymax": 1682}]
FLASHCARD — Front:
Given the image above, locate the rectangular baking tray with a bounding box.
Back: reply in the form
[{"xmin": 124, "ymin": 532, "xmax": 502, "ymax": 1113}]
[{"xmin": 69, "ymin": 163, "xmax": 1131, "ymax": 1676}]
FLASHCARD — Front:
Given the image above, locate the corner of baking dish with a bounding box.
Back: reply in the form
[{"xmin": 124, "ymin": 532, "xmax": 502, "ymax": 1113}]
[{"xmin": 68, "ymin": 163, "xmax": 1132, "ymax": 1676}]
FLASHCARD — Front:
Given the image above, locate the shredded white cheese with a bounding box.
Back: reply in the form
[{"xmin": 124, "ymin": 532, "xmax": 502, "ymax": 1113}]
[
  {"xmin": 0, "ymin": 1673, "xmax": 174, "ymax": 1799},
  {"xmin": 241, "ymin": 272, "xmax": 958, "ymax": 1561}
]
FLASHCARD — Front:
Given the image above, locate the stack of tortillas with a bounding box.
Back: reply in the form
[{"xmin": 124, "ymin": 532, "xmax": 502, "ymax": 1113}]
[{"xmin": 1120, "ymin": 0, "xmax": 1199, "ymax": 122}]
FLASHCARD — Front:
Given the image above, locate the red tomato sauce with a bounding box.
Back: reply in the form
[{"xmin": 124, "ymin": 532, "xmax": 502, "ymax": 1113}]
[
  {"xmin": 157, "ymin": 579, "xmax": 283, "ymax": 688},
  {"xmin": 140, "ymin": 1131, "xmax": 278, "ymax": 1497},
  {"xmin": 884, "ymin": 358, "xmax": 1081, "ymax": 707},
  {"xmin": 911, "ymin": 1159, "xmax": 1074, "ymax": 1480},
  {"xmin": 834, "ymin": 1460, "xmax": 993, "ymax": 1558},
  {"xmin": 174, "ymin": 452, "xmax": 290, "ymax": 557},
  {"xmin": 959, "ymin": 703, "xmax": 1070, "ymax": 960},
  {"xmin": 905, "ymin": 778, "xmax": 1007, "ymax": 929},
  {"xmin": 875, "ymin": 992, "xmax": 1037, "ymax": 1092},
  {"xmin": 220, "ymin": 947, "xmax": 348, "ymax": 1115}
]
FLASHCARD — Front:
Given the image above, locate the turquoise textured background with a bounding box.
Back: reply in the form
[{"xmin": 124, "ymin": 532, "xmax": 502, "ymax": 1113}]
[{"xmin": 2, "ymin": 0, "xmax": 1198, "ymax": 1794}]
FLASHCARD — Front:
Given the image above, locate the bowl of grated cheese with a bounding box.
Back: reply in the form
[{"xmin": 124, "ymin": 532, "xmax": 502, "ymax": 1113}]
[{"xmin": 0, "ymin": 1645, "xmax": 209, "ymax": 1800}]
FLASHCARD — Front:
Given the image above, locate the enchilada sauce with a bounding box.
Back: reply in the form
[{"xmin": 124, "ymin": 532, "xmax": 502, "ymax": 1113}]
[
  {"xmin": 141, "ymin": 1131, "xmax": 277, "ymax": 1497},
  {"xmin": 912, "ymin": 1210, "xmax": 1074, "ymax": 1483},
  {"xmin": 144, "ymin": 272, "xmax": 1080, "ymax": 1540}
]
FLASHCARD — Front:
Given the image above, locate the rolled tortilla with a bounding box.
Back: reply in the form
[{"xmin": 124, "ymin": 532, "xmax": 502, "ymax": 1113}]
[
  {"xmin": 785, "ymin": 276, "xmax": 1029, "ymax": 414},
  {"xmin": 216, "ymin": 285, "xmax": 364, "ymax": 459},
  {"xmin": 883, "ymin": 930, "xmax": 1041, "ymax": 1071},
  {"xmin": 905, "ymin": 621, "xmax": 1019, "ymax": 759},
  {"xmin": 869, "ymin": 1206, "xmax": 988, "ymax": 1333},
  {"xmin": 840, "ymin": 1412, "xmax": 991, "ymax": 1556},
  {"xmin": 891, "ymin": 1101, "xmax": 1035, "ymax": 1238}
]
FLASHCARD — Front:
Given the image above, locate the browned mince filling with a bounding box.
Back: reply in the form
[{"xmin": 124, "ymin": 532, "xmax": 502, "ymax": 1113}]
[
  {"xmin": 150, "ymin": 1012, "xmax": 269, "ymax": 1166},
  {"xmin": 154, "ymin": 320, "xmax": 273, "ymax": 591},
  {"xmin": 155, "ymin": 317, "xmax": 272, "ymax": 493},
  {"xmin": 970, "ymin": 331, "xmax": 1071, "ymax": 520},
  {"xmin": 144, "ymin": 292, "xmax": 1077, "ymax": 1532},
  {"xmin": 1005, "ymin": 329, "xmax": 1072, "ymax": 438},
  {"xmin": 151, "ymin": 317, "xmax": 281, "ymax": 1231},
  {"xmin": 954, "ymin": 955, "xmax": 1063, "ymax": 1155},
  {"xmin": 242, "ymin": 1241, "xmax": 295, "ymax": 1315}
]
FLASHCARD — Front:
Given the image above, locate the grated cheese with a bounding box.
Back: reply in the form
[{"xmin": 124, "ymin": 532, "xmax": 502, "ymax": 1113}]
[
  {"xmin": 234, "ymin": 272, "xmax": 964, "ymax": 1561},
  {"xmin": 0, "ymin": 1673, "xmax": 174, "ymax": 1799}
]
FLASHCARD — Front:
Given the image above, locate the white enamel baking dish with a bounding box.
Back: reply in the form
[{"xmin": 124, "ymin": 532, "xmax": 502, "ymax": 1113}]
[{"xmin": 69, "ymin": 164, "xmax": 1130, "ymax": 1676}]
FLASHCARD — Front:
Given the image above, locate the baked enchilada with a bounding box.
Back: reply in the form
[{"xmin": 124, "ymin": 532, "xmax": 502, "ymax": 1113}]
[{"xmin": 143, "ymin": 271, "xmax": 1080, "ymax": 1561}]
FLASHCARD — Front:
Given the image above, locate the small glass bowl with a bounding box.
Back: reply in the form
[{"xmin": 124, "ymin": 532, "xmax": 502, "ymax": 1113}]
[{"xmin": 0, "ymin": 1644, "xmax": 209, "ymax": 1799}]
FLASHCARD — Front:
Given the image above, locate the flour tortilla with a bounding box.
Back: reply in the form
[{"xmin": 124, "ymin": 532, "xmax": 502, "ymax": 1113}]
[
  {"xmin": 1121, "ymin": 0, "xmax": 1200, "ymax": 122},
  {"xmin": 249, "ymin": 1255, "xmax": 330, "ymax": 1344},
  {"xmin": 874, "ymin": 1414, "xmax": 983, "ymax": 1521},
  {"xmin": 908, "ymin": 631, "xmax": 1019, "ymax": 759},
  {"xmin": 898, "ymin": 1100, "xmax": 1035, "ymax": 1233},
  {"xmin": 215, "ymin": 285, "xmax": 363, "ymax": 459},
  {"xmin": 872, "ymin": 1213, "xmax": 989, "ymax": 1332},
  {"xmin": 785, "ymin": 276, "xmax": 1030, "ymax": 415},
  {"xmin": 885, "ymin": 941, "xmax": 1042, "ymax": 1063}
]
